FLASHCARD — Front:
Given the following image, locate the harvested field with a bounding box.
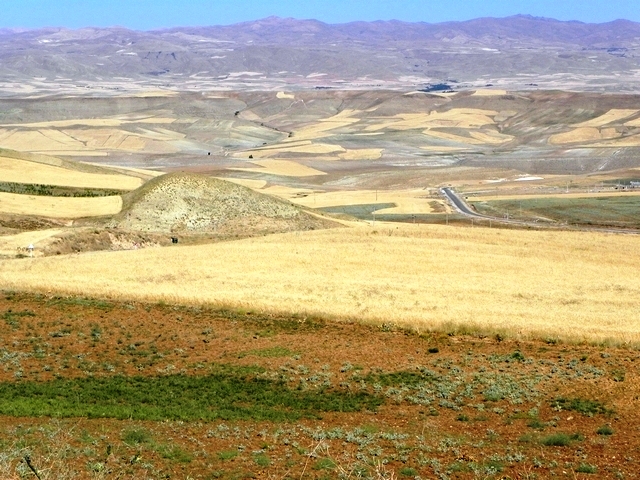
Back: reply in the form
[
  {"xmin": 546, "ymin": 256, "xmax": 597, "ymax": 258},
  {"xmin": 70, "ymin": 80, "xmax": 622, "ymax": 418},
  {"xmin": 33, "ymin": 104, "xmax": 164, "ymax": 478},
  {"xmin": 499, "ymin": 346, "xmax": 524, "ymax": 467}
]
[
  {"xmin": 420, "ymin": 145, "xmax": 469, "ymax": 152},
  {"xmin": 0, "ymin": 129, "xmax": 86, "ymax": 152},
  {"xmin": 366, "ymin": 109, "xmax": 498, "ymax": 131},
  {"xmin": 590, "ymin": 135, "xmax": 640, "ymax": 147},
  {"xmin": 286, "ymin": 110, "xmax": 360, "ymax": 141},
  {"xmin": 472, "ymin": 89, "xmax": 509, "ymax": 96},
  {"xmin": 239, "ymin": 142, "xmax": 345, "ymax": 158},
  {"xmin": 0, "ymin": 116, "xmax": 176, "ymax": 128},
  {"xmin": 575, "ymin": 109, "xmax": 638, "ymax": 127},
  {"xmin": 0, "ymin": 156, "xmax": 143, "ymax": 190},
  {"xmin": 0, "ymin": 192, "xmax": 122, "ymax": 218},
  {"xmin": 0, "ymin": 124, "xmax": 184, "ymax": 156},
  {"xmin": 64, "ymin": 128, "xmax": 180, "ymax": 153},
  {"xmin": 549, "ymin": 127, "xmax": 621, "ymax": 145},
  {"xmin": 264, "ymin": 188, "xmax": 448, "ymax": 215},
  {"xmin": 1, "ymin": 225, "xmax": 639, "ymax": 343},
  {"xmin": 422, "ymin": 129, "xmax": 485, "ymax": 145},
  {"xmin": 338, "ymin": 148, "xmax": 383, "ymax": 160},
  {"xmin": 33, "ymin": 150, "xmax": 108, "ymax": 157},
  {"xmin": 0, "ymin": 228, "xmax": 63, "ymax": 256},
  {"xmin": 231, "ymin": 160, "xmax": 327, "ymax": 177},
  {"xmin": 469, "ymin": 130, "xmax": 514, "ymax": 144}
]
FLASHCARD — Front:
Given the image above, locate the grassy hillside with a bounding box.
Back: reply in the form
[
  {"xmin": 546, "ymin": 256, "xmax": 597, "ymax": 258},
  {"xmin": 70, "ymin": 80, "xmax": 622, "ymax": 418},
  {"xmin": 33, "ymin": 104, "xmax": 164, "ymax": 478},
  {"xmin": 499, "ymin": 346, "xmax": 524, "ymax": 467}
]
[{"xmin": 106, "ymin": 172, "xmax": 337, "ymax": 235}]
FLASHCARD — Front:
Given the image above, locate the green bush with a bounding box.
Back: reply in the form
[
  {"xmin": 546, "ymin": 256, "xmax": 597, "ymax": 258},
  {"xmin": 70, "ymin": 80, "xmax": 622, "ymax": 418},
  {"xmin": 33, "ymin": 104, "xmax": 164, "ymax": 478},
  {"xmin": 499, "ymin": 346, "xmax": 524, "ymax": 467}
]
[
  {"xmin": 551, "ymin": 397, "xmax": 610, "ymax": 416},
  {"xmin": 540, "ymin": 432, "xmax": 582, "ymax": 447},
  {"xmin": 596, "ymin": 425, "xmax": 614, "ymax": 435},
  {"xmin": 156, "ymin": 444, "xmax": 193, "ymax": 463},
  {"xmin": 218, "ymin": 450, "xmax": 238, "ymax": 461},
  {"xmin": 253, "ymin": 454, "xmax": 270, "ymax": 467},
  {"xmin": 122, "ymin": 428, "xmax": 152, "ymax": 445},
  {"xmin": 400, "ymin": 467, "xmax": 418, "ymax": 477},
  {"xmin": 575, "ymin": 463, "xmax": 597, "ymax": 474},
  {"xmin": 527, "ymin": 418, "xmax": 545, "ymax": 430}
]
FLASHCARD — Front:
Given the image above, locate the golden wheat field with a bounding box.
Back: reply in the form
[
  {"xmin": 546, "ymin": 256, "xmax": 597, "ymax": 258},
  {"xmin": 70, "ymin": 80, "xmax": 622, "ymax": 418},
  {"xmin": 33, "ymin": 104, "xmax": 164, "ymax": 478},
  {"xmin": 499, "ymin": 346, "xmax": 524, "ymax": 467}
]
[
  {"xmin": 0, "ymin": 229, "xmax": 63, "ymax": 256},
  {"xmin": 2, "ymin": 224, "xmax": 639, "ymax": 344},
  {"xmin": 231, "ymin": 159, "xmax": 327, "ymax": 177},
  {"xmin": 471, "ymin": 89, "xmax": 509, "ymax": 96},
  {"xmin": 0, "ymin": 192, "xmax": 122, "ymax": 217},
  {"xmin": 0, "ymin": 121, "xmax": 184, "ymax": 156},
  {"xmin": 549, "ymin": 127, "xmax": 621, "ymax": 145},
  {"xmin": 0, "ymin": 156, "xmax": 144, "ymax": 189},
  {"xmin": 574, "ymin": 108, "xmax": 638, "ymax": 127}
]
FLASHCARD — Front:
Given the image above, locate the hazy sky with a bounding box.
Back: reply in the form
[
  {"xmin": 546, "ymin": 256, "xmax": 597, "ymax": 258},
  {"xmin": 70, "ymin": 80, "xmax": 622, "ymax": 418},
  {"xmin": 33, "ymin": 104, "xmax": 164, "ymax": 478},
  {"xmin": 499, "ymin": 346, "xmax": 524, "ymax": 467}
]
[{"xmin": 4, "ymin": 0, "xmax": 639, "ymax": 30}]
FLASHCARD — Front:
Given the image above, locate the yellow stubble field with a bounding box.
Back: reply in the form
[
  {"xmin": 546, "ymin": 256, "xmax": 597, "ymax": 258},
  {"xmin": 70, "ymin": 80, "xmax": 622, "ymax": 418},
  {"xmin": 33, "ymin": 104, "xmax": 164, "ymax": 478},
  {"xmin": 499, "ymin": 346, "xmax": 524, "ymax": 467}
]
[
  {"xmin": 0, "ymin": 192, "xmax": 122, "ymax": 218},
  {"xmin": 575, "ymin": 109, "xmax": 638, "ymax": 127},
  {"xmin": 0, "ymin": 156, "xmax": 144, "ymax": 190},
  {"xmin": 0, "ymin": 229, "xmax": 64, "ymax": 256},
  {"xmin": 231, "ymin": 160, "xmax": 327, "ymax": 177},
  {"xmin": 261, "ymin": 187, "xmax": 449, "ymax": 214},
  {"xmin": 2, "ymin": 225, "xmax": 638, "ymax": 344}
]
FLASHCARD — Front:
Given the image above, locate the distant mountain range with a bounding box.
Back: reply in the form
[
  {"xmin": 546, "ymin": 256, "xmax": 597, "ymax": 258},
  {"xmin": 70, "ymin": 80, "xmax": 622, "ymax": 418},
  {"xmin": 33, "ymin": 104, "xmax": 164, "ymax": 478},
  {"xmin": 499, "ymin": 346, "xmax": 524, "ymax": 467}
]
[{"xmin": 1, "ymin": 15, "xmax": 639, "ymax": 93}]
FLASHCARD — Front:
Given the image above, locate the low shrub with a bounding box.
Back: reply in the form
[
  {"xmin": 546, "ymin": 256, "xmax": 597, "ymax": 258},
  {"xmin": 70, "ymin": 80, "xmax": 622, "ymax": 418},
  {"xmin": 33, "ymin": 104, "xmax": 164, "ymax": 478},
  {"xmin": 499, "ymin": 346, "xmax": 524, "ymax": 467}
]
[
  {"xmin": 551, "ymin": 397, "xmax": 610, "ymax": 416},
  {"xmin": 596, "ymin": 425, "xmax": 614, "ymax": 436},
  {"xmin": 122, "ymin": 428, "xmax": 152, "ymax": 445},
  {"xmin": 540, "ymin": 432, "xmax": 582, "ymax": 447},
  {"xmin": 575, "ymin": 463, "xmax": 597, "ymax": 474}
]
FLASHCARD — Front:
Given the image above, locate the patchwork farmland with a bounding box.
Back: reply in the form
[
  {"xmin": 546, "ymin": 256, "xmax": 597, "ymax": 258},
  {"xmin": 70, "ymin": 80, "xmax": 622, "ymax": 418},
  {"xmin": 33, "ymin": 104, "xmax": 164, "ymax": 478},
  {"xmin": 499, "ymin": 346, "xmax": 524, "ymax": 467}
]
[{"xmin": 1, "ymin": 88, "xmax": 640, "ymax": 479}]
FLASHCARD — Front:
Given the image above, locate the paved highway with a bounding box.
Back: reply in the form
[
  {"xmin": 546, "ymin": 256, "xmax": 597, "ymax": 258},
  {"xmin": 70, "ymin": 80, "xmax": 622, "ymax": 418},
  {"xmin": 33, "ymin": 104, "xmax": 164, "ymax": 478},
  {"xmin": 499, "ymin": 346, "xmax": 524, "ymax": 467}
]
[{"xmin": 440, "ymin": 188, "xmax": 488, "ymax": 218}]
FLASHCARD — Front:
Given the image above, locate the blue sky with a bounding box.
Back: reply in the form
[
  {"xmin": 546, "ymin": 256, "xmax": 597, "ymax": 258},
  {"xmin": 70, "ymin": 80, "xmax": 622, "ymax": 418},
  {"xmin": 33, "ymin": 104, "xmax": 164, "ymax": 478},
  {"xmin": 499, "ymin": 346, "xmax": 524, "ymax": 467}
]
[{"xmin": 4, "ymin": 0, "xmax": 639, "ymax": 30}]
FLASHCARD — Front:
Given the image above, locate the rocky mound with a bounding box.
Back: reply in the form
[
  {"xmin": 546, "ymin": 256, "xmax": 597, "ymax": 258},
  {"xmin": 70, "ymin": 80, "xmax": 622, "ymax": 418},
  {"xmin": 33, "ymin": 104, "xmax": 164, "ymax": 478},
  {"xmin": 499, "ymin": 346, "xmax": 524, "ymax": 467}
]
[{"xmin": 105, "ymin": 173, "xmax": 335, "ymax": 235}]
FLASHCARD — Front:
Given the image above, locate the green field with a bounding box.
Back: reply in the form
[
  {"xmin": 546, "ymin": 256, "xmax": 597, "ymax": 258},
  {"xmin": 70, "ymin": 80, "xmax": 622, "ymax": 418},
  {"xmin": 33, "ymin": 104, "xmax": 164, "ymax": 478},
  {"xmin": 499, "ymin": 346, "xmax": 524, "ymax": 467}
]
[{"xmin": 471, "ymin": 195, "xmax": 640, "ymax": 228}]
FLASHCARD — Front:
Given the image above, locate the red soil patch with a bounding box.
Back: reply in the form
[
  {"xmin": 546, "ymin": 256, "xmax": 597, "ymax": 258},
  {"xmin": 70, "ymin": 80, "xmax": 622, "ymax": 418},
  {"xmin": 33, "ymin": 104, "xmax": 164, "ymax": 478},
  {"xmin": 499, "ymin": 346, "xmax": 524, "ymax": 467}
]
[{"xmin": 0, "ymin": 292, "xmax": 639, "ymax": 479}]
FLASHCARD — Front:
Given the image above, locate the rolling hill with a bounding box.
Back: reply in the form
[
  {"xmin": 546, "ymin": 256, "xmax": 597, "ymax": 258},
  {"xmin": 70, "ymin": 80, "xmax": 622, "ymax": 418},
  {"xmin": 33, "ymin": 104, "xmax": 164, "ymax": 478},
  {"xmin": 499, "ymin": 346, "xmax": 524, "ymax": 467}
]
[{"xmin": 105, "ymin": 172, "xmax": 335, "ymax": 234}]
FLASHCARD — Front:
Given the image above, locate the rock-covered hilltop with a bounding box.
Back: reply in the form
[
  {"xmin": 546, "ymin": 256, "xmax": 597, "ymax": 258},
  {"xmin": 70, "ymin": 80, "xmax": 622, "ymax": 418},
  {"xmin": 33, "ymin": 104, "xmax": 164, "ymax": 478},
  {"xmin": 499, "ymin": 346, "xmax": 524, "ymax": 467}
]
[{"xmin": 107, "ymin": 173, "xmax": 334, "ymax": 235}]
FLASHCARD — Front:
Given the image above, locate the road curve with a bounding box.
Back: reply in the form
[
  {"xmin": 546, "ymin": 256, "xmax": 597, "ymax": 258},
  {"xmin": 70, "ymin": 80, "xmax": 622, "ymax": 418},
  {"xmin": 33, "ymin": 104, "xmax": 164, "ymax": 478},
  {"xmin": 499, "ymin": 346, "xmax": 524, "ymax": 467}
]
[
  {"xmin": 441, "ymin": 188, "xmax": 488, "ymax": 218},
  {"xmin": 439, "ymin": 187, "xmax": 640, "ymax": 235}
]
